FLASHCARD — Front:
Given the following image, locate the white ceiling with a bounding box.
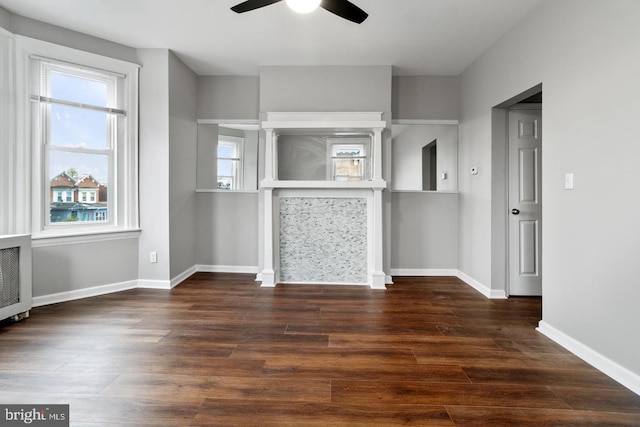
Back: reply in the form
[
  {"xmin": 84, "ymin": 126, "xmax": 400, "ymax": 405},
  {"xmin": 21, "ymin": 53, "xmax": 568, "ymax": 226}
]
[{"xmin": 0, "ymin": 0, "xmax": 544, "ymax": 76}]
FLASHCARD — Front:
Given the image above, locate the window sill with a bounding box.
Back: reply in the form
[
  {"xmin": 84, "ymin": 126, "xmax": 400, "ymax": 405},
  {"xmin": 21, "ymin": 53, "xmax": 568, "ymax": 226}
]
[{"xmin": 31, "ymin": 229, "xmax": 141, "ymax": 248}]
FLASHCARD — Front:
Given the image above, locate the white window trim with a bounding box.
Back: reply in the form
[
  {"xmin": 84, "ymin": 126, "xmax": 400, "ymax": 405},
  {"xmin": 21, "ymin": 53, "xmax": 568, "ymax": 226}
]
[
  {"xmin": 217, "ymin": 135, "xmax": 244, "ymax": 190},
  {"xmin": 0, "ymin": 29, "xmax": 18, "ymax": 235},
  {"xmin": 326, "ymin": 137, "xmax": 371, "ymax": 181},
  {"xmin": 13, "ymin": 35, "xmax": 139, "ymax": 240}
]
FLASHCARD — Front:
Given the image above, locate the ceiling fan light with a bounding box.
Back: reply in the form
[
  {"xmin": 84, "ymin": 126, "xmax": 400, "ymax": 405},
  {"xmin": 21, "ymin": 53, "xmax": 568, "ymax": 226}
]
[{"xmin": 285, "ymin": 0, "xmax": 321, "ymax": 14}]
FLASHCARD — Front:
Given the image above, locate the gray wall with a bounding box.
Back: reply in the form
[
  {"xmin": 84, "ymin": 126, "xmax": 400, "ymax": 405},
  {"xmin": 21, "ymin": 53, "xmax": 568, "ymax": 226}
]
[
  {"xmin": 198, "ymin": 76, "xmax": 259, "ymax": 120},
  {"xmin": 195, "ymin": 192, "xmax": 259, "ymax": 267},
  {"xmin": 260, "ymin": 65, "xmax": 392, "ymax": 112},
  {"xmin": 392, "ymin": 76, "xmax": 460, "ymax": 121},
  {"xmin": 459, "ymin": 0, "xmax": 640, "ymax": 378},
  {"xmin": 32, "ymin": 238, "xmax": 138, "ymax": 297},
  {"xmin": 137, "ymin": 49, "xmax": 171, "ymax": 282},
  {"xmin": 0, "ymin": 7, "xmax": 11, "ymax": 31},
  {"xmin": 391, "ymin": 192, "xmax": 458, "ymax": 271},
  {"xmin": 6, "ymin": 10, "xmax": 137, "ymax": 63},
  {"xmin": 196, "ymin": 124, "xmax": 219, "ymax": 189},
  {"xmin": 168, "ymin": 51, "xmax": 198, "ymax": 279}
]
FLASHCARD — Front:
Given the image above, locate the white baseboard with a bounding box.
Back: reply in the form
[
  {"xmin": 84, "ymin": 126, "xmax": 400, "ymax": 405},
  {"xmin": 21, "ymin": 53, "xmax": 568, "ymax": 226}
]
[
  {"xmin": 32, "ymin": 267, "xmax": 506, "ymax": 310},
  {"xmin": 137, "ymin": 279, "xmax": 172, "ymax": 290},
  {"xmin": 196, "ymin": 264, "xmax": 260, "ymax": 274},
  {"xmin": 32, "ymin": 280, "xmax": 138, "ymax": 307},
  {"xmin": 389, "ymin": 268, "xmax": 507, "ymax": 299},
  {"xmin": 537, "ymin": 321, "xmax": 640, "ymax": 396},
  {"xmin": 455, "ymin": 270, "xmax": 507, "ymax": 299},
  {"xmin": 171, "ymin": 265, "xmax": 197, "ymax": 288},
  {"xmin": 391, "ymin": 268, "xmax": 459, "ymax": 277},
  {"xmin": 278, "ymin": 281, "xmax": 369, "ymax": 286}
]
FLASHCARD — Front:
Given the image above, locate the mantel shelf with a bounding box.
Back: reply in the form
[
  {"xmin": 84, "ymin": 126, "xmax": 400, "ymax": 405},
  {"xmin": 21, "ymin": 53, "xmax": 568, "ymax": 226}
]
[{"xmin": 260, "ymin": 179, "xmax": 387, "ymax": 191}]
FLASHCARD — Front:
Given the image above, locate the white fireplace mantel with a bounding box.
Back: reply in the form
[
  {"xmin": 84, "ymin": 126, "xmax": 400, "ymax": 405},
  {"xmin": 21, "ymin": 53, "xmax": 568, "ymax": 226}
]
[{"xmin": 259, "ymin": 112, "xmax": 388, "ymax": 289}]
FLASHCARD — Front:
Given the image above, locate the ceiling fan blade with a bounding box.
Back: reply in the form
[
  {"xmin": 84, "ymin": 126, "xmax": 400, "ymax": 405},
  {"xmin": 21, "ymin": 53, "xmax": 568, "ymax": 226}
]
[
  {"xmin": 231, "ymin": 0, "xmax": 283, "ymax": 14},
  {"xmin": 320, "ymin": 0, "xmax": 368, "ymax": 24}
]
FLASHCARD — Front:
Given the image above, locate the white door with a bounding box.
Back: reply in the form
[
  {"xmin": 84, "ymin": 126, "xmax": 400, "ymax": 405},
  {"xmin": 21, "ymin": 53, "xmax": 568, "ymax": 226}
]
[{"xmin": 508, "ymin": 108, "xmax": 542, "ymax": 296}]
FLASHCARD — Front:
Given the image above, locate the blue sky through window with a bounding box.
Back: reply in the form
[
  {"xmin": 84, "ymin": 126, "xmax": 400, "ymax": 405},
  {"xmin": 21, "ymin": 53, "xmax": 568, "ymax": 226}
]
[{"xmin": 48, "ymin": 71, "xmax": 111, "ymax": 184}]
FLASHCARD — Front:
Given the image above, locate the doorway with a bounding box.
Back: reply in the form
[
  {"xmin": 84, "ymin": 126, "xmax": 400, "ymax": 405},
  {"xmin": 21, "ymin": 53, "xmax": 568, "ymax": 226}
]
[
  {"xmin": 490, "ymin": 84, "xmax": 542, "ymax": 298},
  {"xmin": 422, "ymin": 139, "xmax": 437, "ymax": 191}
]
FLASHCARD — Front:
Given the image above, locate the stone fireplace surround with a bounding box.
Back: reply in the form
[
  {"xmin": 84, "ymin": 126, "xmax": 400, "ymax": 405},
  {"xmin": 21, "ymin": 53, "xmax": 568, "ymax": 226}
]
[{"xmin": 259, "ymin": 112, "xmax": 387, "ymax": 289}]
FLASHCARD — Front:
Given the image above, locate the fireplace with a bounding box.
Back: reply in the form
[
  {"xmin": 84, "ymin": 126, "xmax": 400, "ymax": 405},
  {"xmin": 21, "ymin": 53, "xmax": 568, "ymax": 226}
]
[{"xmin": 259, "ymin": 112, "xmax": 387, "ymax": 288}]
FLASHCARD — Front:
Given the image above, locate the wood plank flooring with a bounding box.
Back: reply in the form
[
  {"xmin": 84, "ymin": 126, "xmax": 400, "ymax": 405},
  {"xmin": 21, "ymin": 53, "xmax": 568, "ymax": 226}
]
[{"xmin": 1, "ymin": 273, "xmax": 639, "ymax": 426}]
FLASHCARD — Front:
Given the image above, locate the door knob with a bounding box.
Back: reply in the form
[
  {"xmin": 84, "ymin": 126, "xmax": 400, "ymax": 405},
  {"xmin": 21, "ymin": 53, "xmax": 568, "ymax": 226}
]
[{"xmin": 511, "ymin": 209, "xmax": 520, "ymax": 215}]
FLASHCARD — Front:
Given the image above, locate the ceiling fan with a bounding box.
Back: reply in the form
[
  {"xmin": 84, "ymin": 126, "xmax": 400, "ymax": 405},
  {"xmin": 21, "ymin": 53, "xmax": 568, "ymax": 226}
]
[{"xmin": 231, "ymin": 0, "xmax": 369, "ymax": 24}]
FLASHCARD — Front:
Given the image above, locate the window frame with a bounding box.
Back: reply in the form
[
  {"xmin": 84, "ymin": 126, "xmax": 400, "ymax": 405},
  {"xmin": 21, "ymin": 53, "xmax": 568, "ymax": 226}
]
[
  {"xmin": 326, "ymin": 137, "xmax": 371, "ymax": 182},
  {"xmin": 17, "ymin": 36, "xmax": 139, "ymax": 240},
  {"xmin": 39, "ymin": 61, "xmax": 116, "ymax": 228},
  {"xmin": 217, "ymin": 135, "xmax": 244, "ymax": 190}
]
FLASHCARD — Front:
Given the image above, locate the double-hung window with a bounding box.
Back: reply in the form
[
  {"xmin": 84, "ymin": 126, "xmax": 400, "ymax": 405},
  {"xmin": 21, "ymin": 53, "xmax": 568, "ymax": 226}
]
[
  {"xmin": 38, "ymin": 62, "xmax": 115, "ymax": 224},
  {"xmin": 25, "ymin": 38, "xmax": 139, "ymax": 238},
  {"xmin": 217, "ymin": 136, "xmax": 243, "ymax": 190}
]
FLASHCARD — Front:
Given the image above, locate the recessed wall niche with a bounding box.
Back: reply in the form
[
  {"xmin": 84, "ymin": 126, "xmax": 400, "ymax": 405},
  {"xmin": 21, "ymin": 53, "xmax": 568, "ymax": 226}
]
[
  {"xmin": 391, "ymin": 124, "xmax": 458, "ymax": 192},
  {"xmin": 277, "ymin": 133, "xmax": 372, "ymax": 182},
  {"xmin": 196, "ymin": 123, "xmax": 259, "ymax": 191}
]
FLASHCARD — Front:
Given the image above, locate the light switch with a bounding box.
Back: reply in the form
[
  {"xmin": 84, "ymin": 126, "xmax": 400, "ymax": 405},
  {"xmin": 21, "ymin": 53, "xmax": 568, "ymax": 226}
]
[
  {"xmin": 441, "ymin": 172, "xmax": 447, "ymax": 180},
  {"xmin": 564, "ymin": 173, "xmax": 574, "ymax": 190}
]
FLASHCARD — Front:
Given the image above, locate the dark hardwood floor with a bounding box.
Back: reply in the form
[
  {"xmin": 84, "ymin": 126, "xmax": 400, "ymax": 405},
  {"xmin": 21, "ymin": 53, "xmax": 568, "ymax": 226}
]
[{"xmin": 1, "ymin": 273, "xmax": 639, "ymax": 426}]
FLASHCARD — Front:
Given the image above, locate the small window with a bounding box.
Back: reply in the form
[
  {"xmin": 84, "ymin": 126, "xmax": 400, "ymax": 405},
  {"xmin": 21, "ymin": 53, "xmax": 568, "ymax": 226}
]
[
  {"xmin": 328, "ymin": 138, "xmax": 370, "ymax": 182},
  {"xmin": 217, "ymin": 137, "xmax": 243, "ymax": 190}
]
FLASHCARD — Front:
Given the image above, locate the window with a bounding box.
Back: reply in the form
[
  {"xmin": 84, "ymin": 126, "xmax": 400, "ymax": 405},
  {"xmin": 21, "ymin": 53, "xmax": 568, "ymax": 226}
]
[
  {"xmin": 24, "ymin": 38, "xmax": 139, "ymax": 238},
  {"xmin": 328, "ymin": 138, "xmax": 370, "ymax": 182},
  {"xmin": 217, "ymin": 136, "xmax": 243, "ymax": 190},
  {"xmin": 37, "ymin": 62, "xmax": 114, "ymax": 225}
]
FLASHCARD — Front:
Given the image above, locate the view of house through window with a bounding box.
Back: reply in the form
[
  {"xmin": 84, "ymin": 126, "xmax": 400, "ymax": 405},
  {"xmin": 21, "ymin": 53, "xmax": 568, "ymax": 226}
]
[
  {"xmin": 38, "ymin": 62, "xmax": 117, "ymax": 224},
  {"xmin": 331, "ymin": 143, "xmax": 367, "ymax": 181}
]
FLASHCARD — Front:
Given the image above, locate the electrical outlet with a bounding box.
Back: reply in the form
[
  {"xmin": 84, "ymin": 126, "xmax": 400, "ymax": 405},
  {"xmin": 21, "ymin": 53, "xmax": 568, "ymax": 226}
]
[{"xmin": 150, "ymin": 251, "xmax": 158, "ymax": 263}]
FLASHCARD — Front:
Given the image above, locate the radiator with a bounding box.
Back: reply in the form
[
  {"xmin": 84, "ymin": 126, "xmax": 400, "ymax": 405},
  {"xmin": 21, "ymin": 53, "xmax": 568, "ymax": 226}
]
[{"xmin": 0, "ymin": 235, "xmax": 32, "ymax": 321}]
